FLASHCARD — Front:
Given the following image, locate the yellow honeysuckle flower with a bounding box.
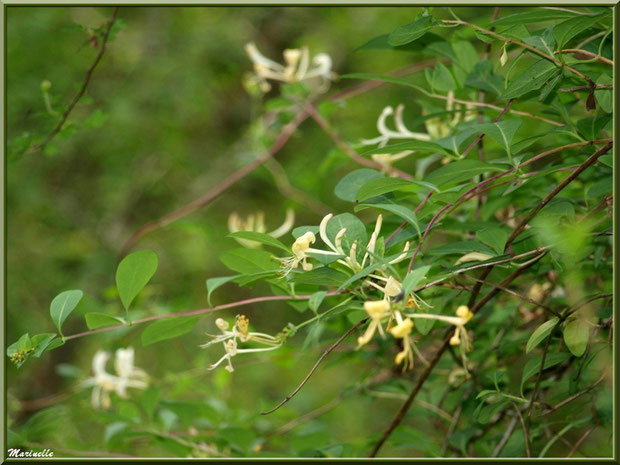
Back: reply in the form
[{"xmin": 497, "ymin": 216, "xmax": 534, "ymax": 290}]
[{"xmin": 389, "ymin": 318, "xmax": 414, "ymax": 338}]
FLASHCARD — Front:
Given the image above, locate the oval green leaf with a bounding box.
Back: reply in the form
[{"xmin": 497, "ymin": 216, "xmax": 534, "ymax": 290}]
[
  {"xmin": 116, "ymin": 250, "xmax": 159, "ymax": 312},
  {"xmin": 50, "ymin": 290, "xmax": 84, "ymax": 335}
]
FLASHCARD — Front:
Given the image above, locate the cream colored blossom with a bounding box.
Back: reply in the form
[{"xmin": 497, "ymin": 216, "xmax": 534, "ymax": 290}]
[
  {"xmin": 201, "ymin": 315, "xmax": 281, "ymax": 372},
  {"xmin": 82, "ymin": 348, "xmax": 148, "ymax": 409},
  {"xmin": 245, "ymin": 42, "xmax": 336, "ymax": 94},
  {"xmin": 228, "ymin": 208, "xmax": 295, "ymax": 248}
]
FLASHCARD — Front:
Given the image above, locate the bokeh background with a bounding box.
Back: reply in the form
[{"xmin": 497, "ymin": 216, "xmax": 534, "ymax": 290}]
[{"xmin": 6, "ymin": 6, "xmax": 613, "ymax": 458}]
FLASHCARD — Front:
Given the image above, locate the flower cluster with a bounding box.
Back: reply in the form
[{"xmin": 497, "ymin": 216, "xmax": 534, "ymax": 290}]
[
  {"xmin": 200, "ymin": 315, "xmax": 281, "ymax": 373},
  {"xmin": 361, "ymin": 95, "xmax": 477, "ymax": 170},
  {"xmin": 279, "ymin": 213, "xmax": 410, "ymax": 277},
  {"xmin": 228, "ymin": 208, "xmax": 295, "ymax": 248},
  {"xmin": 82, "ymin": 348, "xmax": 149, "ymax": 409},
  {"xmin": 244, "ymin": 42, "xmax": 336, "ymax": 94},
  {"xmin": 357, "ymin": 300, "xmax": 475, "ymax": 372}
]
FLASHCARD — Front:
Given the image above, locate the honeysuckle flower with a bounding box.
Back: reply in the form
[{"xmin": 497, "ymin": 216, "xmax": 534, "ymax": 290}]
[
  {"xmin": 362, "ymin": 104, "xmax": 431, "ymax": 148},
  {"xmin": 279, "ymin": 214, "xmax": 410, "ymax": 278},
  {"xmin": 357, "ymin": 300, "xmax": 391, "ymax": 346},
  {"xmin": 279, "ymin": 229, "xmax": 341, "ymax": 276},
  {"xmin": 244, "ymin": 42, "xmax": 336, "ymax": 94},
  {"xmin": 228, "ymin": 208, "xmax": 295, "ymax": 248},
  {"xmin": 201, "ymin": 315, "xmax": 281, "ymax": 372},
  {"xmin": 82, "ymin": 348, "xmax": 149, "ymax": 410},
  {"xmin": 389, "ymin": 314, "xmax": 415, "ymax": 371}
]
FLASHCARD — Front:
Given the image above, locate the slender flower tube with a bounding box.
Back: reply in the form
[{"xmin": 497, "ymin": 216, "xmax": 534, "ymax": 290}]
[{"xmin": 201, "ymin": 315, "xmax": 281, "ymax": 373}]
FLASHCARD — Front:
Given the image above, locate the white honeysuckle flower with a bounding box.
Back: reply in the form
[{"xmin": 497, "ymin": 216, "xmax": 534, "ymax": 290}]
[
  {"xmin": 82, "ymin": 348, "xmax": 149, "ymax": 410},
  {"xmin": 244, "ymin": 42, "xmax": 336, "ymax": 94},
  {"xmin": 200, "ymin": 315, "xmax": 281, "ymax": 372},
  {"xmin": 362, "ymin": 105, "xmax": 431, "ymax": 148},
  {"xmin": 228, "ymin": 208, "xmax": 295, "ymax": 248}
]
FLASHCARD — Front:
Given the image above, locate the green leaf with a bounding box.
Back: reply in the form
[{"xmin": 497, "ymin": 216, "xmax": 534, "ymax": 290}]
[
  {"xmin": 576, "ymin": 115, "xmax": 611, "ymax": 141},
  {"xmin": 219, "ymin": 248, "xmax": 275, "ymax": 274},
  {"xmin": 402, "ymin": 265, "xmax": 431, "ymax": 297},
  {"xmin": 31, "ymin": 333, "xmax": 57, "ymax": 358},
  {"xmin": 7, "ymin": 333, "xmax": 34, "ymax": 368},
  {"xmin": 425, "ymin": 160, "xmax": 503, "ymax": 187},
  {"xmin": 538, "ymin": 72, "xmax": 563, "ymax": 102},
  {"xmin": 334, "ymin": 168, "xmax": 384, "ymax": 202},
  {"xmin": 325, "ymin": 213, "xmax": 368, "ymax": 251},
  {"xmin": 477, "ymin": 119, "xmax": 523, "ymax": 157},
  {"xmin": 206, "ymin": 275, "xmax": 239, "ymax": 306},
  {"xmin": 523, "ymin": 28, "xmax": 556, "ymax": 57},
  {"xmin": 355, "ymin": 203, "xmax": 421, "ymax": 239},
  {"xmin": 116, "ymin": 250, "xmax": 158, "ymax": 312},
  {"xmin": 50, "ymin": 290, "xmax": 84, "ymax": 336},
  {"xmin": 492, "ymin": 9, "xmax": 580, "ymax": 27},
  {"xmin": 476, "ymin": 228, "xmax": 508, "ymax": 254},
  {"xmin": 141, "ymin": 316, "xmax": 200, "ymax": 346},
  {"xmin": 526, "ymin": 318, "xmax": 559, "ymax": 354},
  {"xmin": 465, "ymin": 61, "xmax": 503, "ymax": 95},
  {"xmin": 425, "ymin": 62, "xmax": 456, "ymax": 92},
  {"xmin": 554, "ymin": 14, "xmax": 605, "ymax": 50},
  {"xmin": 500, "ymin": 59, "xmax": 558, "ymax": 100},
  {"xmin": 309, "ymin": 291, "xmax": 327, "ymax": 313},
  {"xmin": 356, "ymin": 177, "xmax": 433, "ymax": 202},
  {"xmin": 388, "ymin": 15, "xmax": 435, "ymax": 46},
  {"xmin": 521, "ymin": 352, "xmax": 571, "ymax": 394},
  {"xmin": 228, "ymin": 231, "xmax": 290, "ymax": 253},
  {"xmin": 140, "ymin": 386, "xmax": 161, "ymax": 420},
  {"xmin": 475, "ymin": 399, "xmax": 509, "ymax": 424},
  {"xmin": 595, "ymin": 74, "xmax": 612, "ymax": 113},
  {"xmin": 293, "ymin": 267, "xmax": 349, "ymax": 287},
  {"xmin": 84, "ymin": 313, "xmax": 126, "ymax": 330},
  {"xmin": 563, "ymin": 319, "xmax": 590, "ymax": 357}
]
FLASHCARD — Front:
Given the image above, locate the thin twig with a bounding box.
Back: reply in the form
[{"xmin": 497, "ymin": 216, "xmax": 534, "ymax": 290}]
[
  {"xmin": 385, "ymin": 190, "xmax": 434, "ymax": 248},
  {"xmin": 524, "ymin": 322, "xmax": 559, "ymax": 432},
  {"xmin": 567, "ymin": 425, "xmax": 597, "ymax": 458},
  {"xmin": 492, "ymin": 415, "xmax": 518, "ymax": 457},
  {"xmin": 443, "ymin": 19, "xmax": 594, "ymax": 85},
  {"xmin": 512, "ymin": 403, "xmax": 532, "ymax": 457},
  {"xmin": 305, "ymin": 104, "xmax": 412, "ymax": 180},
  {"xmin": 120, "ymin": 109, "xmax": 309, "ymax": 256},
  {"xmin": 506, "ymin": 142, "xmax": 613, "ymax": 245},
  {"xmin": 261, "ymin": 318, "xmax": 367, "ymax": 415},
  {"xmin": 559, "ymin": 84, "xmax": 613, "ymax": 93},
  {"xmin": 461, "ymin": 274, "xmax": 560, "ymax": 318},
  {"xmin": 32, "ymin": 8, "xmax": 120, "ymax": 153},
  {"xmin": 541, "ymin": 373, "xmax": 606, "ymax": 416},
  {"xmin": 64, "ymin": 290, "xmax": 345, "ymax": 341},
  {"xmin": 407, "ymin": 203, "xmax": 452, "ymax": 273},
  {"xmin": 557, "ymin": 49, "xmax": 613, "ymax": 66}
]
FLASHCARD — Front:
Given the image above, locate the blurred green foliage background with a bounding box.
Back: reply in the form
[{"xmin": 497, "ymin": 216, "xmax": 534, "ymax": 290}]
[{"xmin": 6, "ymin": 6, "xmax": 613, "ymax": 458}]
